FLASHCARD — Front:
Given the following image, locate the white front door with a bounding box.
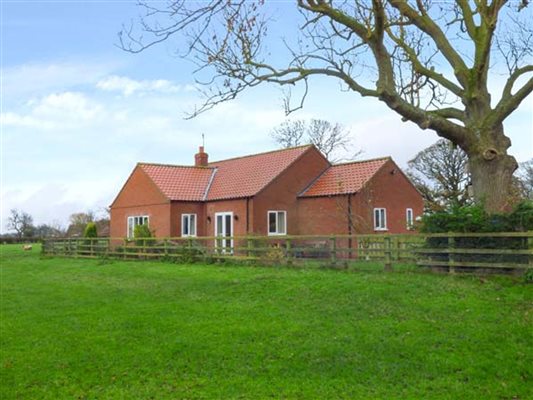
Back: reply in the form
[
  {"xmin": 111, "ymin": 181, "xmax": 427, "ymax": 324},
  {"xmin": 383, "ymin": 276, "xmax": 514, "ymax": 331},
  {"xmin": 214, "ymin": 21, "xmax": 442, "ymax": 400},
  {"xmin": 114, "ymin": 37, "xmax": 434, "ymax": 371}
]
[{"xmin": 215, "ymin": 212, "xmax": 233, "ymax": 253}]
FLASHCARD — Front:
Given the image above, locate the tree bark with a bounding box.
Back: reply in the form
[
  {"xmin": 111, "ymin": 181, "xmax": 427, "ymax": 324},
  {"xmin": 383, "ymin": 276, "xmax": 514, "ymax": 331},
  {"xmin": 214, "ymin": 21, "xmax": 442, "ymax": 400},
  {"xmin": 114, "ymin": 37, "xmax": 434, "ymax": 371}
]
[{"xmin": 468, "ymin": 149, "xmax": 518, "ymax": 212}]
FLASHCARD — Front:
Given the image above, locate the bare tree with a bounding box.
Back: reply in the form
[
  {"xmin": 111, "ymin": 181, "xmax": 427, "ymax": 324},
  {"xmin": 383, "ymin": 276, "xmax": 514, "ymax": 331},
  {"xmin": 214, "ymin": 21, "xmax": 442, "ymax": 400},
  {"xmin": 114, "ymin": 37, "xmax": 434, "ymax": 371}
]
[
  {"xmin": 271, "ymin": 120, "xmax": 306, "ymax": 149},
  {"xmin": 7, "ymin": 209, "xmax": 34, "ymax": 239},
  {"xmin": 271, "ymin": 119, "xmax": 357, "ymax": 162},
  {"xmin": 119, "ymin": 1, "xmax": 533, "ymax": 211},
  {"xmin": 66, "ymin": 211, "xmax": 95, "ymax": 237},
  {"xmin": 516, "ymin": 159, "xmax": 533, "ymax": 199},
  {"xmin": 407, "ymin": 140, "xmax": 471, "ymax": 212}
]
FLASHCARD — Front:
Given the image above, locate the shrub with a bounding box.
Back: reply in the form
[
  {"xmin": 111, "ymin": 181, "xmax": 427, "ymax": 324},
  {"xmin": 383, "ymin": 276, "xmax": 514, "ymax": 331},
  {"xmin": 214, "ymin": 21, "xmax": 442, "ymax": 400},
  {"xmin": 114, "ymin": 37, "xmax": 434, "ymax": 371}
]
[
  {"xmin": 84, "ymin": 222, "xmax": 98, "ymax": 238},
  {"xmin": 419, "ymin": 201, "xmax": 533, "ymax": 268},
  {"xmin": 420, "ymin": 201, "xmax": 533, "ymax": 234},
  {"xmin": 134, "ymin": 224, "xmax": 153, "ymax": 247},
  {"xmin": 260, "ymin": 245, "xmax": 286, "ymax": 267}
]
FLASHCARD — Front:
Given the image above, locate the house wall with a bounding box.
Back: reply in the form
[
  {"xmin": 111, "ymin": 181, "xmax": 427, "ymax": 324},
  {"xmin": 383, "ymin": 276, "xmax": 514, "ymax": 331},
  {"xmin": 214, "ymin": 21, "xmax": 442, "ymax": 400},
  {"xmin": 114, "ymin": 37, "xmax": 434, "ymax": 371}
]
[
  {"xmin": 110, "ymin": 166, "xmax": 171, "ymax": 238},
  {"xmin": 170, "ymin": 202, "xmax": 206, "ymax": 237},
  {"xmin": 297, "ymin": 195, "xmax": 351, "ymax": 235},
  {"xmin": 354, "ymin": 159, "xmax": 424, "ymax": 234},
  {"xmin": 110, "ymin": 204, "xmax": 171, "ymax": 238},
  {"xmin": 296, "ymin": 160, "xmax": 424, "ymax": 235},
  {"xmin": 252, "ymin": 147, "xmax": 330, "ymax": 235},
  {"xmin": 205, "ymin": 198, "xmax": 249, "ymax": 237}
]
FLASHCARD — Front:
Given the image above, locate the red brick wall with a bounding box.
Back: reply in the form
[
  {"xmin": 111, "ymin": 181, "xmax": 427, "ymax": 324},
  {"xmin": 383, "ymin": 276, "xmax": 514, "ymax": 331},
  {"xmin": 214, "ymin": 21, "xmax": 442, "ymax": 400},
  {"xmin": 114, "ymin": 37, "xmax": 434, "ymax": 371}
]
[
  {"xmin": 110, "ymin": 204, "xmax": 171, "ymax": 238},
  {"xmin": 356, "ymin": 159, "xmax": 423, "ymax": 233},
  {"xmin": 205, "ymin": 199, "xmax": 249, "ymax": 237},
  {"xmin": 170, "ymin": 202, "xmax": 206, "ymax": 237},
  {"xmin": 296, "ymin": 160, "xmax": 424, "ymax": 235},
  {"xmin": 298, "ymin": 196, "xmax": 351, "ymax": 235},
  {"xmin": 110, "ymin": 166, "xmax": 170, "ymax": 238},
  {"xmin": 253, "ymin": 147, "xmax": 330, "ymax": 235}
]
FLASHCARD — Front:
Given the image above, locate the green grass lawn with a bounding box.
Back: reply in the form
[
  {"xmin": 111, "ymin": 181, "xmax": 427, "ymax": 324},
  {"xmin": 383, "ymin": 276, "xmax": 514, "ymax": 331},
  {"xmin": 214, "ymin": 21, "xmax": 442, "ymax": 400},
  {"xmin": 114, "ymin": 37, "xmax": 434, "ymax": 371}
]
[{"xmin": 1, "ymin": 244, "xmax": 531, "ymax": 399}]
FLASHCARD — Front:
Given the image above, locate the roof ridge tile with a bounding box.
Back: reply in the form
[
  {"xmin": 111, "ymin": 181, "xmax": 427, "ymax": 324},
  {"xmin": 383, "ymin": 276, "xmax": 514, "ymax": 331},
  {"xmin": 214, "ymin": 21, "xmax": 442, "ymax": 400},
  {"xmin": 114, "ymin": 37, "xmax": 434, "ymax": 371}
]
[{"xmin": 208, "ymin": 144, "xmax": 313, "ymax": 165}]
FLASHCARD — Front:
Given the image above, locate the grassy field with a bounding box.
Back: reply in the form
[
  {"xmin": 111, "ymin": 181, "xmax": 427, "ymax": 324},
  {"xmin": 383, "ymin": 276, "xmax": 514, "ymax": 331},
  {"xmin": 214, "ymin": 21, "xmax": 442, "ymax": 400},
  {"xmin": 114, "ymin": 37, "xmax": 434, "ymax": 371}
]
[{"xmin": 1, "ymin": 244, "xmax": 531, "ymax": 399}]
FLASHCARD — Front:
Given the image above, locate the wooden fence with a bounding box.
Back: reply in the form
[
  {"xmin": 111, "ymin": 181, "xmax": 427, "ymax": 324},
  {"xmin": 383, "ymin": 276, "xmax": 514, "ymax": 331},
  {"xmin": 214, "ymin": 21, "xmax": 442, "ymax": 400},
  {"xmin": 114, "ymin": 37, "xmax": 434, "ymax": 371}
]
[{"xmin": 41, "ymin": 232, "xmax": 533, "ymax": 272}]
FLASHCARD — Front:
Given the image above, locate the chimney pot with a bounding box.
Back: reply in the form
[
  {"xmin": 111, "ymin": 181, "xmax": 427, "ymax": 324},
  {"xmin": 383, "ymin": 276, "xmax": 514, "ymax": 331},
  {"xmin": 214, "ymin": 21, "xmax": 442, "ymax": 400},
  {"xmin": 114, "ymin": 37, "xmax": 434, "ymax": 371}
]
[{"xmin": 195, "ymin": 146, "xmax": 208, "ymax": 167}]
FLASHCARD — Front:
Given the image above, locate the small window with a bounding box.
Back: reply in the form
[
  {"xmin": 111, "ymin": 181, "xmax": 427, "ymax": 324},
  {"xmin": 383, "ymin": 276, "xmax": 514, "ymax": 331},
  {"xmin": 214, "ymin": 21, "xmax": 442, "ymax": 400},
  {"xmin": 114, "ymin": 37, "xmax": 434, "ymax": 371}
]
[
  {"xmin": 181, "ymin": 214, "xmax": 197, "ymax": 237},
  {"xmin": 127, "ymin": 215, "xmax": 149, "ymax": 238},
  {"xmin": 406, "ymin": 208, "xmax": 414, "ymax": 229},
  {"xmin": 268, "ymin": 211, "xmax": 287, "ymax": 235},
  {"xmin": 373, "ymin": 208, "xmax": 387, "ymax": 230}
]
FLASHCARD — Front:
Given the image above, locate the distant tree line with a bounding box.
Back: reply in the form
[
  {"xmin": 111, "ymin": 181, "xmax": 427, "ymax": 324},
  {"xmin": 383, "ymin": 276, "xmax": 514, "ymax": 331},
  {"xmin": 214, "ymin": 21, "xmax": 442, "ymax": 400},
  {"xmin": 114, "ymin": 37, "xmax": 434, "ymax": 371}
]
[{"xmin": 3, "ymin": 209, "xmax": 110, "ymax": 240}]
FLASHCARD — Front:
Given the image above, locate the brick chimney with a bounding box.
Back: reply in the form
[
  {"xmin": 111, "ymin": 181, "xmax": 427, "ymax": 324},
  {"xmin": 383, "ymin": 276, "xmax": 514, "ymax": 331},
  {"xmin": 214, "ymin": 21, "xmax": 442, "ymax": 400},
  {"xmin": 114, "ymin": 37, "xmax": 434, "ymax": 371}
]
[{"xmin": 194, "ymin": 146, "xmax": 209, "ymax": 167}]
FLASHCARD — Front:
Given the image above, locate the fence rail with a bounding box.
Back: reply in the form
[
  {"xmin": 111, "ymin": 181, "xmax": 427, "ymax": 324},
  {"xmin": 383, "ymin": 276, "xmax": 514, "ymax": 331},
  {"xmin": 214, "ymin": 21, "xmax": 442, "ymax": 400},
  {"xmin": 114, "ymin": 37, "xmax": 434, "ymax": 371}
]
[{"xmin": 40, "ymin": 232, "xmax": 533, "ymax": 273}]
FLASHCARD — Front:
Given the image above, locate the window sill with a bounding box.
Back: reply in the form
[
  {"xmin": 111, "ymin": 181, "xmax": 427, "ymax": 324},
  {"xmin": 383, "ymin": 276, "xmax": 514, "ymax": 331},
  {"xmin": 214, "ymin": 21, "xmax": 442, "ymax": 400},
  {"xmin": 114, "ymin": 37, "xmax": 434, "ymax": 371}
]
[
  {"xmin": 374, "ymin": 228, "xmax": 388, "ymax": 232},
  {"xmin": 268, "ymin": 232, "xmax": 287, "ymax": 236}
]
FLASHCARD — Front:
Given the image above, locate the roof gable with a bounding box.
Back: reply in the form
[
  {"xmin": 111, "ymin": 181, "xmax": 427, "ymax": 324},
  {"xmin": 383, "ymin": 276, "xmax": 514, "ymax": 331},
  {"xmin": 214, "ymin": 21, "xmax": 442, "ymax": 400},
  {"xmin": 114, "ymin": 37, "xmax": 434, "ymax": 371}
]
[
  {"xmin": 299, "ymin": 157, "xmax": 390, "ymax": 197},
  {"xmin": 110, "ymin": 165, "xmax": 170, "ymax": 208},
  {"xmin": 206, "ymin": 145, "xmax": 316, "ymax": 200}
]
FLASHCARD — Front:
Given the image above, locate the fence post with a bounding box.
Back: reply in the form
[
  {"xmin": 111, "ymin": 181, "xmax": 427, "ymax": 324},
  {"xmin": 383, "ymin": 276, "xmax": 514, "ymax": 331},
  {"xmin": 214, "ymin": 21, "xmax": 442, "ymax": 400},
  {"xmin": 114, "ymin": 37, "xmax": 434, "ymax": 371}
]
[
  {"xmin": 393, "ymin": 236, "xmax": 400, "ymax": 261},
  {"xmin": 286, "ymin": 238, "xmax": 292, "ymax": 266},
  {"xmin": 448, "ymin": 234, "xmax": 456, "ymax": 274},
  {"xmin": 384, "ymin": 236, "xmax": 392, "ymax": 271},
  {"xmin": 123, "ymin": 238, "xmax": 127, "ymax": 260},
  {"xmin": 527, "ymin": 231, "xmax": 533, "ymax": 269},
  {"xmin": 330, "ymin": 236, "xmax": 337, "ymax": 267},
  {"xmin": 164, "ymin": 239, "xmax": 168, "ymax": 258},
  {"xmin": 246, "ymin": 237, "xmax": 253, "ymax": 258}
]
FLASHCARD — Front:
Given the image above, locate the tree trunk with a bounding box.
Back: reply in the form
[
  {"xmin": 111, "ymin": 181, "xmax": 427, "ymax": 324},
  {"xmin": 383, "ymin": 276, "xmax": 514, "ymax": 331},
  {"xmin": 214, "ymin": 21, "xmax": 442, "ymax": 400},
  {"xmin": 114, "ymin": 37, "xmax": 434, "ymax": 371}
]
[{"xmin": 468, "ymin": 151, "xmax": 518, "ymax": 212}]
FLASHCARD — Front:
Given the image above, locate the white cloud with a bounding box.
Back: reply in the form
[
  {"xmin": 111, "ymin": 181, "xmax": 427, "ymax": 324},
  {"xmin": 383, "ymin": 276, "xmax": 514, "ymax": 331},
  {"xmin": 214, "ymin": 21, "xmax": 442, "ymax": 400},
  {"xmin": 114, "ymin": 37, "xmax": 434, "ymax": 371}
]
[
  {"xmin": 3, "ymin": 91, "xmax": 103, "ymax": 131},
  {"xmin": 3, "ymin": 60, "xmax": 119, "ymax": 98},
  {"xmin": 96, "ymin": 75, "xmax": 182, "ymax": 96}
]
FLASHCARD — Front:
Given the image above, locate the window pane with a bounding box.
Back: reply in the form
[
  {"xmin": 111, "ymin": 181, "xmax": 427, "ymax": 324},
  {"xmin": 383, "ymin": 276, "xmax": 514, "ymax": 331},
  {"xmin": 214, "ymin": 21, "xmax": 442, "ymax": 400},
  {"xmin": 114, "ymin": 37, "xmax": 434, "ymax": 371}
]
[
  {"xmin": 182, "ymin": 215, "xmax": 189, "ymax": 236},
  {"xmin": 380, "ymin": 209, "xmax": 385, "ymax": 228},
  {"xmin": 225, "ymin": 215, "xmax": 231, "ymax": 237},
  {"xmin": 278, "ymin": 212, "xmax": 286, "ymax": 234},
  {"xmin": 190, "ymin": 215, "xmax": 196, "ymax": 236},
  {"xmin": 269, "ymin": 212, "xmax": 276, "ymax": 233},
  {"xmin": 216, "ymin": 215, "xmax": 224, "ymax": 236},
  {"xmin": 374, "ymin": 209, "xmax": 380, "ymax": 228}
]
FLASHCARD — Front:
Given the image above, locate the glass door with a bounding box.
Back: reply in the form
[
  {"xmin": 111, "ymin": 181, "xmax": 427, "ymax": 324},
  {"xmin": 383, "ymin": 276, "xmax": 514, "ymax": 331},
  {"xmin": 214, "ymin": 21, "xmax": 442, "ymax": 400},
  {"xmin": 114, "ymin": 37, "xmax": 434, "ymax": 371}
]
[{"xmin": 215, "ymin": 212, "xmax": 233, "ymax": 253}]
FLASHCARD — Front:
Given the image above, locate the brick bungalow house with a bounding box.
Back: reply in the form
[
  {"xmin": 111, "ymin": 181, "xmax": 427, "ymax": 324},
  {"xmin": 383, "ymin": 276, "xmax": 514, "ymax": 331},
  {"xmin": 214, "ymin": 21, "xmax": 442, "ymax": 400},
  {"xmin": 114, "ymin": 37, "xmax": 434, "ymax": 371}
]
[{"xmin": 110, "ymin": 145, "xmax": 423, "ymax": 241}]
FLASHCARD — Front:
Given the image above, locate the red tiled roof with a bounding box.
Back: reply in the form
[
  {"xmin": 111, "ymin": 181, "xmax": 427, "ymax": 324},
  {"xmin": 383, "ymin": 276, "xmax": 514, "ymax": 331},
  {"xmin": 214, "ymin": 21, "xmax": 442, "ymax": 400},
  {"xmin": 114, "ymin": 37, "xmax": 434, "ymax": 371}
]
[
  {"xmin": 206, "ymin": 145, "xmax": 314, "ymax": 200},
  {"xmin": 139, "ymin": 163, "xmax": 215, "ymax": 201},
  {"xmin": 299, "ymin": 157, "xmax": 390, "ymax": 197}
]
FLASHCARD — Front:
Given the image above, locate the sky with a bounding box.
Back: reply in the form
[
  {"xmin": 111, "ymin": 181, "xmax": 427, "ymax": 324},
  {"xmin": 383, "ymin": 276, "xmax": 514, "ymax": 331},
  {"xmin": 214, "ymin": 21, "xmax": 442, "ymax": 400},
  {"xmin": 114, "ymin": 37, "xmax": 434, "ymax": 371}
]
[{"xmin": 2, "ymin": 1, "xmax": 532, "ymax": 233}]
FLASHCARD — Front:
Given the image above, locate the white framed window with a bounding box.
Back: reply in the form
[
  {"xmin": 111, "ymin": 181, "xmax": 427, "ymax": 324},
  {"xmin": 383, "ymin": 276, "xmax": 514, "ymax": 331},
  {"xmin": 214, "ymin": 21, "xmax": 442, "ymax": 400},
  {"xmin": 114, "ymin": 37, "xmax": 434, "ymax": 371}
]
[
  {"xmin": 373, "ymin": 208, "xmax": 387, "ymax": 231},
  {"xmin": 127, "ymin": 215, "xmax": 149, "ymax": 238},
  {"xmin": 406, "ymin": 208, "xmax": 414, "ymax": 229},
  {"xmin": 181, "ymin": 214, "xmax": 197, "ymax": 237},
  {"xmin": 268, "ymin": 210, "xmax": 287, "ymax": 235}
]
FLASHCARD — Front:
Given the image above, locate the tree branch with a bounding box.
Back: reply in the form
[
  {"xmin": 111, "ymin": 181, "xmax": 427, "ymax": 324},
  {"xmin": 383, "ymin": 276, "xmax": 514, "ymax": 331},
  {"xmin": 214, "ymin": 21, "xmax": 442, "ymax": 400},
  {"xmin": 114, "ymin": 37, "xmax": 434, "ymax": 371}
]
[
  {"xmin": 490, "ymin": 76, "xmax": 533, "ymax": 125},
  {"xmin": 456, "ymin": 0, "xmax": 479, "ymax": 39},
  {"xmin": 388, "ymin": 0, "xmax": 470, "ymax": 88},
  {"xmin": 386, "ymin": 27, "xmax": 464, "ymax": 97}
]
